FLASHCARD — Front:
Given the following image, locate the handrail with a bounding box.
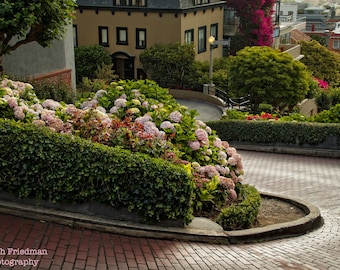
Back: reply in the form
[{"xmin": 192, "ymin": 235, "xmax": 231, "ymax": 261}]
[
  {"xmin": 228, "ymin": 95, "xmax": 251, "ymax": 110},
  {"xmin": 214, "ymin": 87, "xmax": 229, "ymax": 105}
]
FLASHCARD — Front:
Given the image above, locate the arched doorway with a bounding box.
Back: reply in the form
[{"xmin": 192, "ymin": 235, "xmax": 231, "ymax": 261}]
[{"xmin": 111, "ymin": 52, "xmax": 135, "ymax": 80}]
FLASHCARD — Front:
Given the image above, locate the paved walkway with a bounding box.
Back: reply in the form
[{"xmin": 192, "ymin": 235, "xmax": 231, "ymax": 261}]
[
  {"xmin": 0, "ymin": 151, "xmax": 339, "ymax": 269},
  {"xmin": 175, "ymin": 99, "xmax": 224, "ymax": 122}
]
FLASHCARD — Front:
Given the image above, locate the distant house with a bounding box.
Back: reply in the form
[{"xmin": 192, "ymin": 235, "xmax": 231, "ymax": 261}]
[
  {"xmin": 73, "ymin": 0, "xmax": 226, "ymax": 80},
  {"xmin": 2, "ymin": 24, "xmax": 76, "ymax": 90}
]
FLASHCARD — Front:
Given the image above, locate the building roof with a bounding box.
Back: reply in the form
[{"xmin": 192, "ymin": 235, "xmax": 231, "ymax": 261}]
[
  {"xmin": 291, "ymin": 29, "xmax": 311, "ymax": 43},
  {"xmin": 76, "ymin": 0, "xmax": 225, "ymax": 10}
]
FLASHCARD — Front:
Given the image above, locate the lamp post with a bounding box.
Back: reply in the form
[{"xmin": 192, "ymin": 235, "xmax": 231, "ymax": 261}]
[
  {"xmin": 325, "ymin": 30, "xmax": 330, "ymax": 48},
  {"xmin": 208, "ymin": 35, "xmax": 215, "ymax": 86}
]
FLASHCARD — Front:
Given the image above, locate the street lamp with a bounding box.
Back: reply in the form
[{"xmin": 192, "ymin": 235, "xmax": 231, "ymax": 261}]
[
  {"xmin": 325, "ymin": 30, "xmax": 330, "ymax": 48},
  {"xmin": 208, "ymin": 35, "xmax": 215, "ymax": 86}
]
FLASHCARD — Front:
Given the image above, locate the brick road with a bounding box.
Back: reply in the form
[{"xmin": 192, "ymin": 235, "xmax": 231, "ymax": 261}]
[{"xmin": 0, "ymin": 150, "xmax": 339, "ymax": 270}]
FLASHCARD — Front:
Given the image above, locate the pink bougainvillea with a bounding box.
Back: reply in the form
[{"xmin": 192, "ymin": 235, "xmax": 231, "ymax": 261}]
[
  {"xmin": 226, "ymin": 0, "xmax": 276, "ymax": 46},
  {"xmin": 315, "ymin": 78, "xmax": 329, "ymax": 90}
]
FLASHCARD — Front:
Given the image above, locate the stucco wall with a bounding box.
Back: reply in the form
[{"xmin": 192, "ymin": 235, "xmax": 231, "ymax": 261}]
[{"xmin": 2, "ymin": 24, "xmax": 76, "ymax": 90}]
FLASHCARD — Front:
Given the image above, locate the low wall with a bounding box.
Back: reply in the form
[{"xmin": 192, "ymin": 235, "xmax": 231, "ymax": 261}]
[
  {"xmin": 169, "ymin": 89, "xmax": 225, "ymax": 107},
  {"xmin": 32, "ymin": 68, "xmax": 73, "ymax": 89},
  {"xmin": 297, "ymin": 99, "xmax": 318, "ymax": 116}
]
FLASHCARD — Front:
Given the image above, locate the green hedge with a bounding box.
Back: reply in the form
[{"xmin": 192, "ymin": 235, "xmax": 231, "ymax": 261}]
[
  {"xmin": 0, "ymin": 119, "xmax": 193, "ymax": 224},
  {"xmin": 207, "ymin": 120, "xmax": 340, "ymax": 147},
  {"xmin": 217, "ymin": 184, "xmax": 261, "ymax": 230}
]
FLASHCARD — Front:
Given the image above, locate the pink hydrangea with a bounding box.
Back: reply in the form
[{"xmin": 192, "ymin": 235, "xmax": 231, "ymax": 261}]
[
  {"xmin": 228, "ymin": 189, "xmax": 238, "ymax": 202},
  {"xmin": 219, "ymin": 176, "xmax": 235, "ymax": 190},
  {"xmin": 226, "ymin": 147, "xmax": 236, "ymax": 156},
  {"xmin": 198, "ymin": 165, "xmax": 219, "ymax": 178},
  {"xmin": 228, "ymin": 157, "xmax": 237, "ymax": 166},
  {"xmin": 221, "ymin": 141, "xmax": 229, "ymax": 149},
  {"xmin": 218, "ymin": 150, "xmax": 227, "ymax": 160},
  {"xmin": 131, "ymin": 89, "xmax": 141, "ymax": 97},
  {"xmin": 80, "ymin": 99, "xmax": 98, "ymax": 110},
  {"xmin": 41, "ymin": 111, "xmax": 55, "ymax": 122},
  {"xmin": 143, "ymin": 121, "xmax": 160, "ymax": 136},
  {"xmin": 114, "ymin": 98, "xmax": 127, "ymax": 108},
  {"xmin": 169, "ymin": 111, "xmax": 182, "ymax": 123},
  {"xmin": 195, "ymin": 119, "xmax": 206, "ymax": 127},
  {"xmin": 135, "ymin": 115, "xmax": 152, "ymax": 125},
  {"xmin": 188, "ymin": 140, "xmax": 201, "ymax": 151},
  {"xmin": 142, "ymin": 101, "xmax": 149, "ymax": 108},
  {"xmin": 42, "ymin": 99, "xmax": 61, "ymax": 110},
  {"xmin": 6, "ymin": 97, "xmax": 18, "ymax": 108},
  {"xmin": 195, "ymin": 128, "xmax": 209, "ymax": 144},
  {"xmin": 160, "ymin": 121, "xmax": 175, "ymax": 132},
  {"xmin": 94, "ymin": 90, "xmax": 107, "ymax": 99},
  {"xmin": 14, "ymin": 107, "xmax": 25, "ymax": 120},
  {"xmin": 213, "ymin": 138, "xmax": 222, "ymax": 149},
  {"xmin": 109, "ymin": 106, "xmax": 119, "ymax": 114},
  {"xmin": 215, "ymin": 165, "xmax": 230, "ymax": 176},
  {"xmin": 65, "ymin": 105, "xmax": 78, "ymax": 115},
  {"xmin": 32, "ymin": 120, "xmax": 46, "ymax": 127}
]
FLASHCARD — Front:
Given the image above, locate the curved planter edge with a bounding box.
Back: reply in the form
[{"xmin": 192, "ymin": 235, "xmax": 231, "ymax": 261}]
[{"xmin": 0, "ymin": 191, "xmax": 323, "ymax": 245}]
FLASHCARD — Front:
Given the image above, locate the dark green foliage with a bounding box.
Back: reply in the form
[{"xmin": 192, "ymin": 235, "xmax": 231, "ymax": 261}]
[
  {"xmin": 139, "ymin": 43, "xmax": 197, "ymax": 88},
  {"xmin": 315, "ymin": 88, "xmax": 340, "ymax": 112},
  {"xmin": 74, "ymin": 45, "xmax": 112, "ymax": 83},
  {"xmin": 217, "ymin": 184, "xmax": 261, "ymax": 230},
  {"xmin": 316, "ymin": 90, "xmax": 332, "ymax": 112},
  {"xmin": 300, "ymin": 40, "xmax": 340, "ymax": 87},
  {"xmin": 311, "ymin": 104, "xmax": 340, "ymax": 123},
  {"xmin": 0, "ymin": 119, "xmax": 194, "ymax": 224},
  {"xmin": 227, "ymin": 46, "xmax": 309, "ymax": 111},
  {"xmin": 0, "ymin": 0, "xmax": 76, "ymax": 56},
  {"xmin": 207, "ymin": 120, "xmax": 340, "ymax": 146},
  {"xmin": 31, "ymin": 79, "xmax": 74, "ymax": 103}
]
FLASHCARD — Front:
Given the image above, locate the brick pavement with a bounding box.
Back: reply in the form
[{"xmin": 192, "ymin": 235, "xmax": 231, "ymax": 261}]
[{"xmin": 0, "ymin": 150, "xmax": 339, "ymax": 270}]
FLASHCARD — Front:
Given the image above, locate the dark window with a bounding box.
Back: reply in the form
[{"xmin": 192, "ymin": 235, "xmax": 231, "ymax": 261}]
[
  {"xmin": 136, "ymin": 28, "xmax": 146, "ymax": 49},
  {"xmin": 113, "ymin": 0, "xmax": 146, "ymax": 6},
  {"xmin": 184, "ymin": 29, "xmax": 194, "ymax": 44},
  {"xmin": 73, "ymin": 25, "xmax": 78, "ymax": 47},
  {"xmin": 210, "ymin": 23, "xmax": 218, "ymax": 49},
  {"xmin": 198, "ymin": 26, "xmax": 206, "ymax": 53},
  {"xmin": 99, "ymin": 26, "xmax": 109, "ymax": 46},
  {"xmin": 117, "ymin": 27, "xmax": 128, "ymax": 45}
]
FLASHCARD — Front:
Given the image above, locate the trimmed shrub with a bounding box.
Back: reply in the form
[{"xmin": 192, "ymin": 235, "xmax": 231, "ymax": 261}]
[
  {"xmin": 207, "ymin": 120, "xmax": 340, "ymax": 147},
  {"xmin": 217, "ymin": 184, "xmax": 261, "ymax": 230},
  {"xmin": 0, "ymin": 119, "xmax": 194, "ymax": 224},
  {"xmin": 74, "ymin": 45, "xmax": 112, "ymax": 83}
]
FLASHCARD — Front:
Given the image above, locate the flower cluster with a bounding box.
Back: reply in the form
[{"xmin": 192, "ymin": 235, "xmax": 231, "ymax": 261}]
[
  {"xmin": 315, "ymin": 78, "xmax": 329, "ymax": 90},
  {"xmin": 226, "ymin": 0, "xmax": 275, "ymax": 46},
  {"xmin": 246, "ymin": 112, "xmax": 279, "ymax": 121},
  {"xmin": 0, "ymin": 78, "xmax": 245, "ymax": 212}
]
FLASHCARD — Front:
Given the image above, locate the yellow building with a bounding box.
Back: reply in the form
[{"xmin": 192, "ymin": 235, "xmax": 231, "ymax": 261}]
[{"xmin": 74, "ymin": 0, "xmax": 225, "ymax": 80}]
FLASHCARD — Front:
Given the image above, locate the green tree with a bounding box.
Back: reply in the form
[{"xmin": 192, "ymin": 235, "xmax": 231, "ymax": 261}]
[
  {"xmin": 227, "ymin": 46, "xmax": 309, "ymax": 112},
  {"xmin": 74, "ymin": 45, "xmax": 112, "ymax": 83},
  {"xmin": 140, "ymin": 43, "xmax": 197, "ymax": 88},
  {"xmin": 0, "ymin": 0, "xmax": 76, "ymax": 72},
  {"xmin": 299, "ymin": 40, "xmax": 340, "ymax": 87}
]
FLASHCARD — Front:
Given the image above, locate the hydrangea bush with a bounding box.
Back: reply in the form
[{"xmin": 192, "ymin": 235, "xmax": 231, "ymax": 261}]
[{"xmin": 0, "ymin": 78, "xmax": 245, "ymax": 214}]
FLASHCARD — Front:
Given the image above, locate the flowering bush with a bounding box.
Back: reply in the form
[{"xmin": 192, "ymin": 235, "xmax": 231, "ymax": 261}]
[
  {"xmin": 315, "ymin": 78, "xmax": 329, "ymax": 90},
  {"xmin": 246, "ymin": 112, "xmax": 279, "ymax": 121},
  {"xmin": 226, "ymin": 0, "xmax": 275, "ymax": 47},
  {"xmin": 0, "ymin": 78, "xmax": 245, "ymax": 215}
]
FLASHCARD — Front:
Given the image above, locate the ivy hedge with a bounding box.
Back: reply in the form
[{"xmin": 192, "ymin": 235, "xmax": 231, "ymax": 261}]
[
  {"xmin": 207, "ymin": 120, "xmax": 340, "ymax": 148},
  {"xmin": 0, "ymin": 119, "xmax": 193, "ymax": 224}
]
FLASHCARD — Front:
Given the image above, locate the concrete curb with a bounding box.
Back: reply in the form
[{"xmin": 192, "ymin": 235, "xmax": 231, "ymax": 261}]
[
  {"xmin": 231, "ymin": 143, "xmax": 340, "ymax": 158},
  {"xmin": 0, "ymin": 192, "xmax": 323, "ymax": 245}
]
